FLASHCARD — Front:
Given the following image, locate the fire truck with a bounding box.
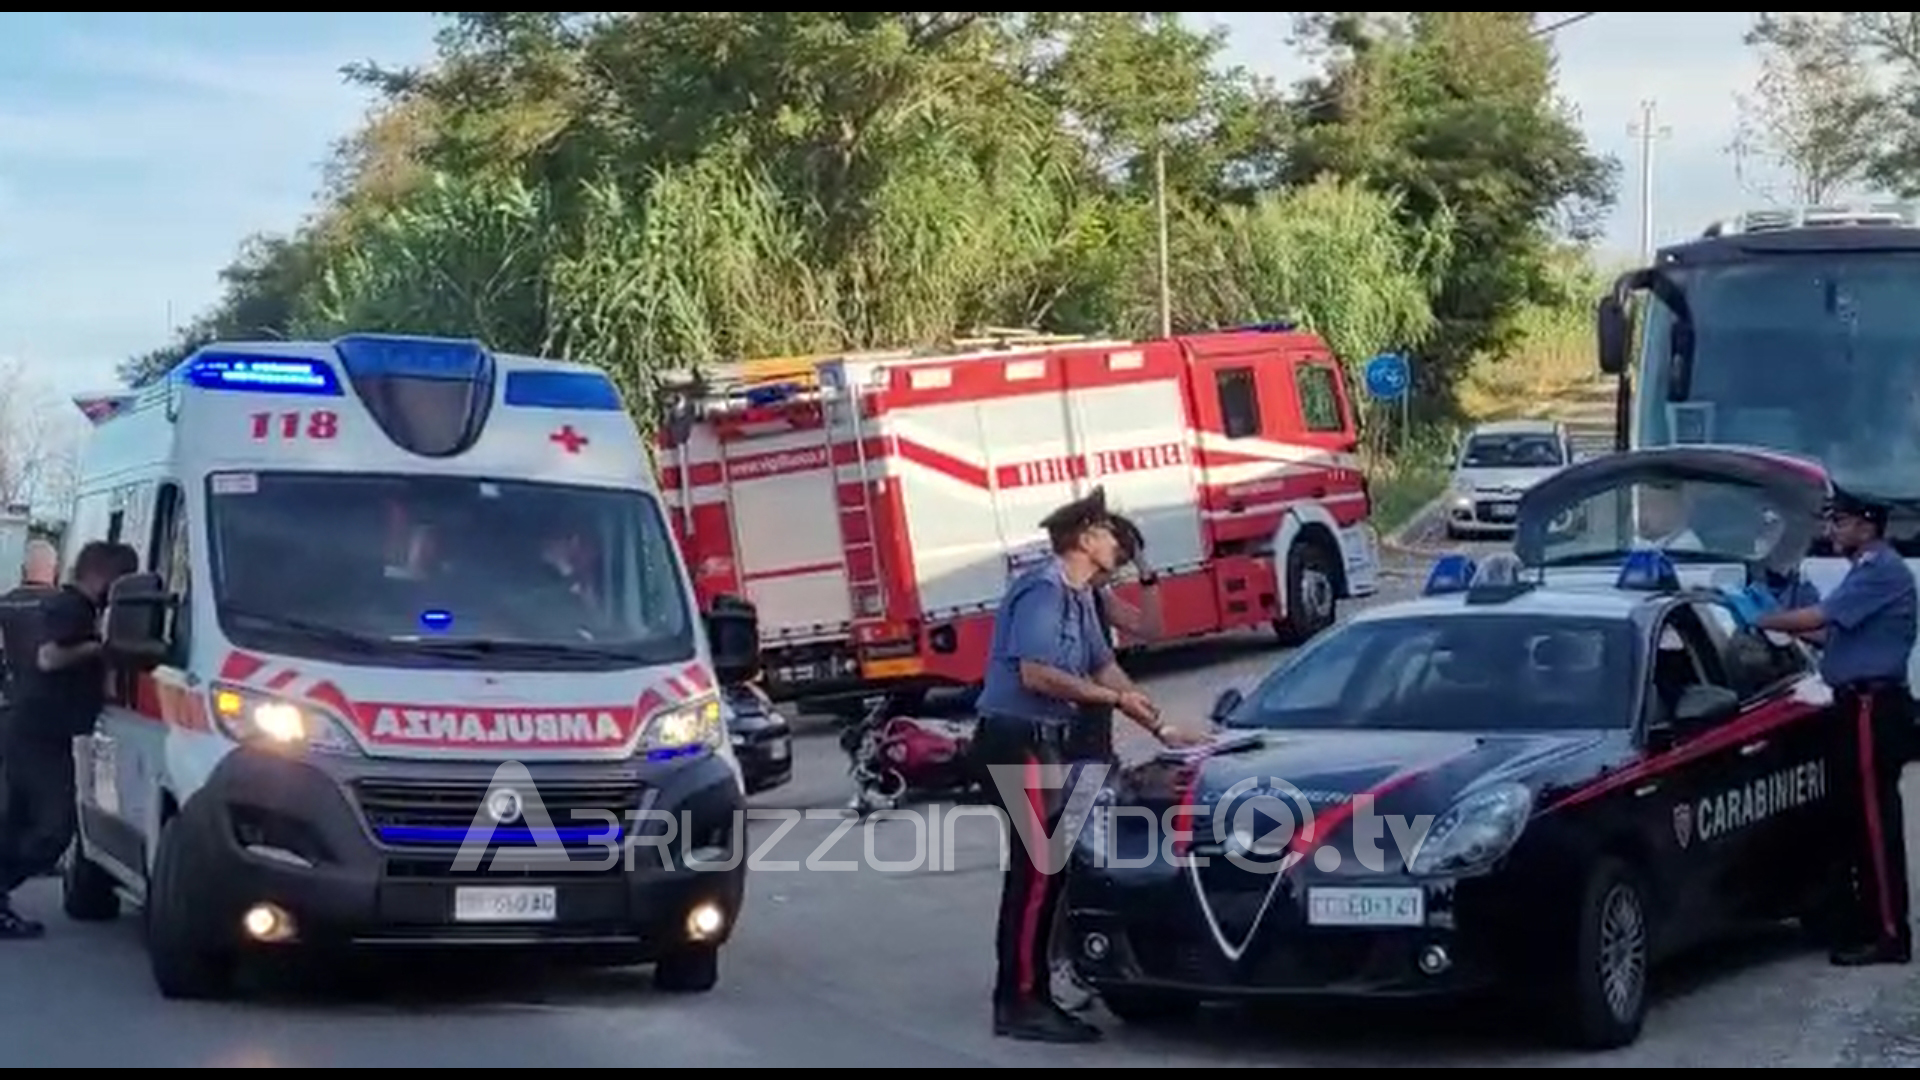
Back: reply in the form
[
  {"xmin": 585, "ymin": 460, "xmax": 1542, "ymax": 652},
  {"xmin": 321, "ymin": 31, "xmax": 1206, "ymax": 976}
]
[{"xmin": 657, "ymin": 326, "xmax": 1382, "ymax": 709}]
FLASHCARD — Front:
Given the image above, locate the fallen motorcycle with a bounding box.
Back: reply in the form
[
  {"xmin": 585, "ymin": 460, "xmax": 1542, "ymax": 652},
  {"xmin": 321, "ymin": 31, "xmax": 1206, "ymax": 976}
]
[{"xmin": 838, "ymin": 696, "xmax": 983, "ymax": 814}]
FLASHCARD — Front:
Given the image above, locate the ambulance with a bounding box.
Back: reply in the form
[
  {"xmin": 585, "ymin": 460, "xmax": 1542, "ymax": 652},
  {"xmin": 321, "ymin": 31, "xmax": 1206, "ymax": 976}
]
[{"xmin": 60, "ymin": 334, "xmax": 758, "ymax": 1000}]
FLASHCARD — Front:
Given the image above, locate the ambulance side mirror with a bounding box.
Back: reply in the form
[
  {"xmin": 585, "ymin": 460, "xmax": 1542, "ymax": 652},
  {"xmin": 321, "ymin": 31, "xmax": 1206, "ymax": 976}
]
[
  {"xmin": 104, "ymin": 572, "xmax": 170, "ymax": 672},
  {"xmin": 705, "ymin": 596, "xmax": 761, "ymax": 686}
]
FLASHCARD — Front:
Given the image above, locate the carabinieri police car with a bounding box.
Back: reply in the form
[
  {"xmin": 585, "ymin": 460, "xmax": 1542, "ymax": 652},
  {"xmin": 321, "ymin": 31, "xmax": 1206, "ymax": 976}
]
[{"xmin": 1062, "ymin": 446, "xmax": 1845, "ymax": 1049}]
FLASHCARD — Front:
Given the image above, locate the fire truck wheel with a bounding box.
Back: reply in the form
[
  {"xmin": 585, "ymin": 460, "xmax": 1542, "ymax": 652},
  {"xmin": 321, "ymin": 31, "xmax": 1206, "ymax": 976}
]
[{"xmin": 1273, "ymin": 539, "xmax": 1338, "ymax": 646}]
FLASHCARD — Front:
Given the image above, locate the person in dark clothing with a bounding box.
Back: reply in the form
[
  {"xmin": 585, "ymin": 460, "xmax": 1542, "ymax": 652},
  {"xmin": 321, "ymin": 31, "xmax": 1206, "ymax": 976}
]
[
  {"xmin": 0, "ymin": 543, "xmax": 63, "ymax": 817},
  {"xmin": 975, "ymin": 488, "xmax": 1200, "ymax": 1043},
  {"xmin": 0, "ymin": 540, "xmax": 137, "ymax": 938},
  {"xmin": 1751, "ymin": 489, "xmax": 1918, "ymax": 966}
]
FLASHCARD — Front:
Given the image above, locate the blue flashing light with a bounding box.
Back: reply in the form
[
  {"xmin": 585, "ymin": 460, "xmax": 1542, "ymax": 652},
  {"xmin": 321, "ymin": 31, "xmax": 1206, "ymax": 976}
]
[
  {"xmin": 181, "ymin": 352, "xmax": 343, "ymax": 397},
  {"xmin": 743, "ymin": 382, "xmax": 801, "ymax": 407},
  {"xmin": 333, "ymin": 333, "xmax": 491, "ymax": 382},
  {"xmin": 375, "ymin": 825, "xmax": 620, "ymax": 846},
  {"xmin": 1424, "ymin": 554, "xmax": 1478, "ymax": 596},
  {"xmin": 1616, "ymin": 549, "xmax": 1681, "ymax": 592},
  {"xmin": 502, "ymin": 369, "xmax": 622, "ymax": 411},
  {"xmin": 419, "ymin": 609, "xmax": 453, "ymax": 632},
  {"xmin": 646, "ymin": 744, "xmax": 710, "ymax": 763}
]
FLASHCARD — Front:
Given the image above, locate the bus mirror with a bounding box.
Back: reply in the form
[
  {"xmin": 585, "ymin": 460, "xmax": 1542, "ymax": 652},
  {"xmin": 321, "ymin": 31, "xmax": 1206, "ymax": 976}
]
[
  {"xmin": 705, "ymin": 597, "xmax": 761, "ymax": 685},
  {"xmin": 1596, "ymin": 294, "xmax": 1629, "ymax": 375},
  {"xmin": 104, "ymin": 572, "xmax": 170, "ymax": 671}
]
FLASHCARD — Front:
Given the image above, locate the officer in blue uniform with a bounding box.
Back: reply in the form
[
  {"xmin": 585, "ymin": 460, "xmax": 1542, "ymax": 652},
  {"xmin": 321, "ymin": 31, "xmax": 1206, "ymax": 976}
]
[
  {"xmin": 975, "ymin": 489, "xmax": 1197, "ymax": 1042},
  {"xmin": 1750, "ymin": 489, "xmax": 1917, "ymax": 965}
]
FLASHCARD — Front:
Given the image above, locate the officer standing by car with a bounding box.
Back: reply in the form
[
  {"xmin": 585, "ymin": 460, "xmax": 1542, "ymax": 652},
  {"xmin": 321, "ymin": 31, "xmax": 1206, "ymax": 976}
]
[
  {"xmin": 975, "ymin": 489, "xmax": 1199, "ymax": 1043},
  {"xmin": 1749, "ymin": 490, "xmax": 1917, "ymax": 965}
]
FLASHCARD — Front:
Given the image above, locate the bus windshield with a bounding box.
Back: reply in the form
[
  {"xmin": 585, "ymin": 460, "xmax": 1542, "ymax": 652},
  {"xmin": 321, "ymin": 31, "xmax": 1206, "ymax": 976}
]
[
  {"xmin": 1635, "ymin": 252, "xmax": 1920, "ymax": 503},
  {"xmin": 206, "ymin": 472, "xmax": 695, "ymax": 670}
]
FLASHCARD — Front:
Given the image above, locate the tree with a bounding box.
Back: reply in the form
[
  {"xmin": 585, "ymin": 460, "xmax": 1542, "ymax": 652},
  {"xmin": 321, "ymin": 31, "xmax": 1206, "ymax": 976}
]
[
  {"xmin": 1733, "ymin": 14, "xmax": 1882, "ymax": 205},
  {"xmin": 1280, "ymin": 13, "xmax": 1616, "ymax": 400},
  {"xmin": 0, "ymin": 359, "xmax": 80, "ymax": 513}
]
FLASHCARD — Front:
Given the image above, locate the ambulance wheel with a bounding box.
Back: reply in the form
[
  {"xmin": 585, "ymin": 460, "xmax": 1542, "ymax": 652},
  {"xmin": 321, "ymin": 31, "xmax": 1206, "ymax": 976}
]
[
  {"xmin": 1274, "ymin": 539, "xmax": 1337, "ymax": 646},
  {"xmin": 654, "ymin": 944, "xmax": 719, "ymax": 992},
  {"xmin": 1101, "ymin": 988, "xmax": 1199, "ymax": 1025},
  {"xmin": 1552, "ymin": 857, "xmax": 1649, "ymax": 1049},
  {"xmin": 61, "ymin": 845, "xmax": 120, "ymax": 922},
  {"xmin": 147, "ymin": 818, "xmax": 238, "ymax": 1001}
]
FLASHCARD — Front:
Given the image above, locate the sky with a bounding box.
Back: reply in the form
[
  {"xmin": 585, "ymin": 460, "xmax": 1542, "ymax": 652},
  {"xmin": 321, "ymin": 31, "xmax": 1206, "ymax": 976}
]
[{"xmin": 0, "ymin": 11, "xmax": 1776, "ymax": 407}]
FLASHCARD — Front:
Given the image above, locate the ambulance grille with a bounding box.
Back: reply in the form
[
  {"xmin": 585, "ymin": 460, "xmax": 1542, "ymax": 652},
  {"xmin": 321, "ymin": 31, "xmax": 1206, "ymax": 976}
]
[{"xmin": 354, "ymin": 778, "xmax": 644, "ymax": 832}]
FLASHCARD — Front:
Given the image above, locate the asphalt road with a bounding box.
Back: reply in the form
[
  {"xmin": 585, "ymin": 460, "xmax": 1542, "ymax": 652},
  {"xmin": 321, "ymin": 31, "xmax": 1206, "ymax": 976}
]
[{"xmin": 7, "ymin": 539, "xmax": 1920, "ymax": 1065}]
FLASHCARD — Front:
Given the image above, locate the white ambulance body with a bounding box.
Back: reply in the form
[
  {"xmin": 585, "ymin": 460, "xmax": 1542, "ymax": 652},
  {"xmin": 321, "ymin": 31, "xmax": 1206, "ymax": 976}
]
[
  {"xmin": 660, "ymin": 328, "xmax": 1381, "ymax": 706},
  {"xmin": 62, "ymin": 334, "xmax": 754, "ymax": 1000}
]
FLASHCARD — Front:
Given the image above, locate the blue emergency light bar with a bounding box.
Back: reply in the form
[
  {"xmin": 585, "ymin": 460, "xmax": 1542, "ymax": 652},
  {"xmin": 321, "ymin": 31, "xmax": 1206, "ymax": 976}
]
[
  {"xmin": 181, "ymin": 352, "xmax": 344, "ymax": 397},
  {"xmin": 1423, "ymin": 554, "xmax": 1478, "ymax": 596},
  {"xmin": 502, "ymin": 369, "xmax": 622, "ymax": 411},
  {"xmin": 375, "ymin": 825, "xmax": 620, "ymax": 846},
  {"xmin": 419, "ymin": 609, "xmax": 453, "ymax": 632},
  {"xmin": 743, "ymin": 382, "xmax": 802, "ymax": 406},
  {"xmin": 1616, "ymin": 549, "xmax": 1681, "ymax": 592},
  {"xmin": 333, "ymin": 333, "xmax": 491, "ymax": 382}
]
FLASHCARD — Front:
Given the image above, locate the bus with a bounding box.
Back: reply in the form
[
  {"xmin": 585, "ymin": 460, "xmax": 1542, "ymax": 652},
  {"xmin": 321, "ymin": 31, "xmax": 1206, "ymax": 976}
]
[{"xmin": 1596, "ymin": 203, "xmax": 1920, "ymax": 688}]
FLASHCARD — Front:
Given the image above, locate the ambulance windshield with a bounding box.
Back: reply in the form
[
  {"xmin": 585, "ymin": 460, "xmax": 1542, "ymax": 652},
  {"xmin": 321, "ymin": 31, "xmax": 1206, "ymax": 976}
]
[{"xmin": 206, "ymin": 472, "xmax": 694, "ymax": 670}]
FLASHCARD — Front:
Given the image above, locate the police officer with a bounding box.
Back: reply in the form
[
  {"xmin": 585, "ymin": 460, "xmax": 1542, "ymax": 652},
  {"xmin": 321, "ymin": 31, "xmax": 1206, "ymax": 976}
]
[
  {"xmin": 1752, "ymin": 489, "xmax": 1917, "ymax": 965},
  {"xmin": 975, "ymin": 489, "xmax": 1200, "ymax": 1042},
  {"xmin": 1065, "ymin": 508, "xmax": 1160, "ymax": 766}
]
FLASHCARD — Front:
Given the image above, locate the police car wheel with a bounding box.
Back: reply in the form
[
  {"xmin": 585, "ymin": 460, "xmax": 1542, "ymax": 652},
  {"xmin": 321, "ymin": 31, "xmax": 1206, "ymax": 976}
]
[
  {"xmin": 654, "ymin": 944, "xmax": 719, "ymax": 993},
  {"xmin": 61, "ymin": 843, "xmax": 120, "ymax": 922},
  {"xmin": 146, "ymin": 818, "xmax": 238, "ymax": 1001},
  {"xmin": 1101, "ymin": 988, "xmax": 1199, "ymax": 1025},
  {"xmin": 1555, "ymin": 857, "xmax": 1649, "ymax": 1049}
]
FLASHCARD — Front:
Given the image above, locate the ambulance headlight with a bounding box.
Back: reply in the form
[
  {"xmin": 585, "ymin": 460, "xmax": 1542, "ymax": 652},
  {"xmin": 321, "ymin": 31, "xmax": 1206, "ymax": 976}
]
[
  {"xmin": 640, "ymin": 696, "xmax": 725, "ymax": 754},
  {"xmin": 1406, "ymin": 783, "xmax": 1532, "ymax": 876},
  {"xmin": 209, "ymin": 683, "xmax": 358, "ymax": 755}
]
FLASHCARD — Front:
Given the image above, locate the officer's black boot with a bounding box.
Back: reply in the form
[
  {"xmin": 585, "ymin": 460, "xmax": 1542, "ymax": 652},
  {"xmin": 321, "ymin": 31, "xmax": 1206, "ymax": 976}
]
[
  {"xmin": 993, "ymin": 997, "xmax": 1102, "ymax": 1042},
  {"xmin": 1831, "ymin": 932, "xmax": 1911, "ymax": 966}
]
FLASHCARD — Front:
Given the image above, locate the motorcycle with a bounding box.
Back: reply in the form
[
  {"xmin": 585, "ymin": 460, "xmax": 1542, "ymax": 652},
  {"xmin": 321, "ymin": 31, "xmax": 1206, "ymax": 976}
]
[{"xmin": 838, "ymin": 695, "xmax": 982, "ymax": 814}]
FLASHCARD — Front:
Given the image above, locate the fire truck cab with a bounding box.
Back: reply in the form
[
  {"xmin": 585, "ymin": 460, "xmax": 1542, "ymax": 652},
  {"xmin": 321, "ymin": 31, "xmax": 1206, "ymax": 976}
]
[
  {"xmin": 60, "ymin": 334, "xmax": 758, "ymax": 1000},
  {"xmin": 659, "ymin": 327, "xmax": 1380, "ymax": 708}
]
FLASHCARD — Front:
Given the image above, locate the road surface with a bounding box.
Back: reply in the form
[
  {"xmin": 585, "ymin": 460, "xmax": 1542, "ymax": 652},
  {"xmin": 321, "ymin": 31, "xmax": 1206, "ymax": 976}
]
[{"xmin": 6, "ymin": 541, "xmax": 1920, "ymax": 1065}]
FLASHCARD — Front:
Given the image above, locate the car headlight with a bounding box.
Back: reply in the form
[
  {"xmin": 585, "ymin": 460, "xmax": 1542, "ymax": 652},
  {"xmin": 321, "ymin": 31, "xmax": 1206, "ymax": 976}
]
[
  {"xmin": 1407, "ymin": 782, "xmax": 1531, "ymax": 876},
  {"xmin": 209, "ymin": 683, "xmax": 359, "ymax": 755},
  {"xmin": 641, "ymin": 696, "xmax": 725, "ymax": 755}
]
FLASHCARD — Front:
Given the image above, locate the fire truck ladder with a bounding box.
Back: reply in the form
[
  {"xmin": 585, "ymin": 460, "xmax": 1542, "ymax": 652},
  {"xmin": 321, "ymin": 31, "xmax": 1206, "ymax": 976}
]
[{"xmin": 835, "ymin": 373, "xmax": 887, "ymax": 623}]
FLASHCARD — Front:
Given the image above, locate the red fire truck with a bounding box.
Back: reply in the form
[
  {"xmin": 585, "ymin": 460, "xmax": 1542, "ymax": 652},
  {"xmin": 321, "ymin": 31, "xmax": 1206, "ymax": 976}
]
[{"xmin": 656, "ymin": 327, "xmax": 1381, "ymax": 708}]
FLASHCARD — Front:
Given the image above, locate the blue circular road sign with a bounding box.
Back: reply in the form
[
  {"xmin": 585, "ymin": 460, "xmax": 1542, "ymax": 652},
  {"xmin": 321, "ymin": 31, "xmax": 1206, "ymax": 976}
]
[{"xmin": 1363, "ymin": 353, "xmax": 1410, "ymax": 401}]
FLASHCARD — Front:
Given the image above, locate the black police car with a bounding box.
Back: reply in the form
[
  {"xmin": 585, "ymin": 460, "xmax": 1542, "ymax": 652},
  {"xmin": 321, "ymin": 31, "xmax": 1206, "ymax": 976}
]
[
  {"xmin": 723, "ymin": 681, "xmax": 793, "ymax": 794},
  {"xmin": 1063, "ymin": 446, "xmax": 1845, "ymax": 1049}
]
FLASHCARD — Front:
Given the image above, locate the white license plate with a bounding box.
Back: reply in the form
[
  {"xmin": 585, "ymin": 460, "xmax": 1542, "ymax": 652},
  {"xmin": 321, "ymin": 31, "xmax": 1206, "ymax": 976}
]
[
  {"xmin": 767, "ymin": 739, "xmax": 790, "ymax": 761},
  {"xmin": 453, "ymin": 886, "xmax": 557, "ymax": 923},
  {"xmin": 1306, "ymin": 887, "xmax": 1424, "ymax": 927},
  {"xmin": 1487, "ymin": 503, "xmax": 1516, "ymax": 520}
]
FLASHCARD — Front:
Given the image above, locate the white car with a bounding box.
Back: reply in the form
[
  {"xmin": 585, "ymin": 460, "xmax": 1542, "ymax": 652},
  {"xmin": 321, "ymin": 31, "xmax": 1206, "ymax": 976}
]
[{"xmin": 1445, "ymin": 419, "xmax": 1575, "ymax": 538}]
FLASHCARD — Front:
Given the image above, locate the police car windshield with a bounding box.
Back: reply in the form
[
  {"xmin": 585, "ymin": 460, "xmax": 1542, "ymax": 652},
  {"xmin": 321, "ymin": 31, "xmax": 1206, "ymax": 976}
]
[
  {"xmin": 1533, "ymin": 476, "xmax": 1788, "ymax": 567},
  {"xmin": 1461, "ymin": 434, "xmax": 1561, "ymax": 468},
  {"xmin": 1226, "ymin": 614, "xmax": 1636, "ymax": 732},
  {"xmin": 1637, "ymin": 254, "xmax": 1920, "ymax": 505},
  {"xmin": 206, "ymin": 472, "xmax": 694, "ymax": 671}
]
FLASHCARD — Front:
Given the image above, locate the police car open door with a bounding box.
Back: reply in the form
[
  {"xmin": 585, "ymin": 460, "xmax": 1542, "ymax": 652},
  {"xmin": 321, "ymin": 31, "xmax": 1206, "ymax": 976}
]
[{"xmin": 1513, "ymin": 445, "xmax": 1831, "ymax": 589}]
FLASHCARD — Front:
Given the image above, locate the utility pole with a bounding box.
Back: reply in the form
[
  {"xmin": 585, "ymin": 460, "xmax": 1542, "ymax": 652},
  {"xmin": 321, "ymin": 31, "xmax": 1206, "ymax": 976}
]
[
  {"xmin": 1154, "ymin": 143, "xmax": 1172, "ymax": 338},
  {"xmin": 1628, "ymin": 99, "xmax": 1671, "ymax": 261}
]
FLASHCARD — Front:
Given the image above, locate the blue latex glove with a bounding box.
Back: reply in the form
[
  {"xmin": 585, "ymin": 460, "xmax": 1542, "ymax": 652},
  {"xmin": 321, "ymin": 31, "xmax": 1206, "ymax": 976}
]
[
  {"xmin": 1716, "ymin": 587, "xmax": 1764, "ymax": 630},
  {"xmin": 1741, "ymin": 583, "xmax": 1781, "ymax": 614}
]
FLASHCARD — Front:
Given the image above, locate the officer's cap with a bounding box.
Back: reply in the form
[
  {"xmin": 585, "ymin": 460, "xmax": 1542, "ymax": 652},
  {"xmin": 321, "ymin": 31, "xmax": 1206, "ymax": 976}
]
[
  {"xmin": 1827, "ymin": 487, "xmax": 1890, "ymax": 528},
  {"xmin": 1039, "ymin": 487, "xmax": 1113, "ymax": 550}
]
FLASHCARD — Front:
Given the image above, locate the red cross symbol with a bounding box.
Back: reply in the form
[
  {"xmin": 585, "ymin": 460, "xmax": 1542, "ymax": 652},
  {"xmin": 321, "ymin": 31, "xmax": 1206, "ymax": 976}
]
[{"xmin": 550, "ymin": 425, "xmax": 589, "ymax": 454}]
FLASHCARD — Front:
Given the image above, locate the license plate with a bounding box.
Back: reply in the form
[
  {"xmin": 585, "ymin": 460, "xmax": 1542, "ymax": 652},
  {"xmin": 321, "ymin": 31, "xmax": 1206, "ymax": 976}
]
[
  {"xmin": 1487, "ymin": 503, "xmax": 1516, "ymax": 520},
  {"xmin": 1306, "ymin": 887, "xmax": 1424, "ymax": 927},
  {"xmin": 767, "ymin": 739, "xmax": 790, "ymax": 761},
  {"xmin": 453, "ymin": 886, "xmax": 557, "ymax": 923}
]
